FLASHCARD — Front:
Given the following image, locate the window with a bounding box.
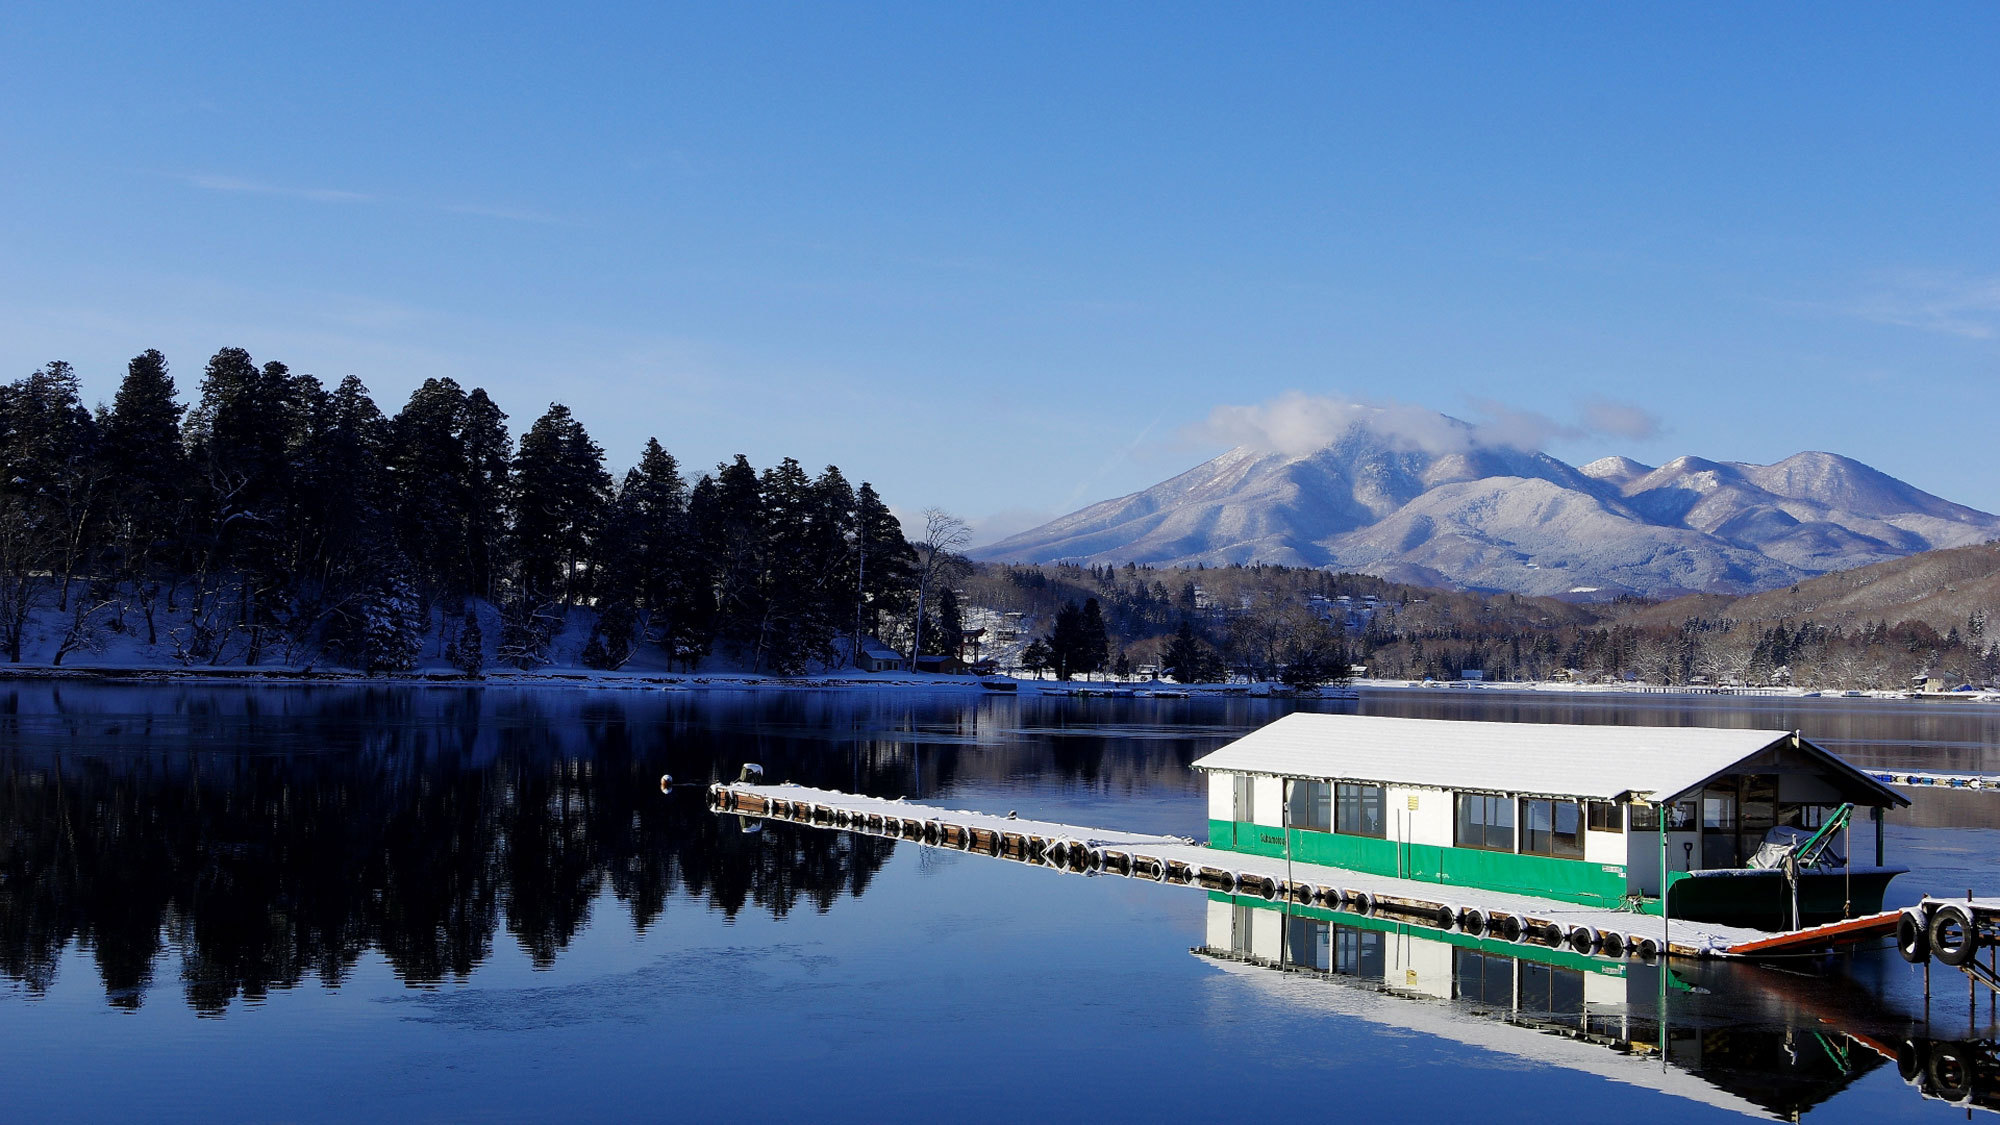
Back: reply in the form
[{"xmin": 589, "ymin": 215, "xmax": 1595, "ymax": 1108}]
[
  {"xmin": 1586, "ymin": 800, "xmax": 1622, "ymax": 833},
  {"xmin": 1455, "ymin": 792, "xmax": 1514, "ymax": 851},
  {"xmin": 1232, "ymin": 774, "xmax": 1254, "ymax": 823},
  {"xmin": 1629, "ymin": 801, "xmax": 1659, "ymax": 832},
  {"xmin": 1453, "ymin": 948, "xmax": 1513, "ymax": 1008},
  {"xmin": 1286, "ymin": 780, "xmax": 1332, "ymax": 831},
  {"xmin": 1333, "ymin": 926, "xmax": 1385, "ymax": 980},
  {"xmin": 1520, "ymin": 798, "xmax": 1585, "ymax": 858},
  {"xmin": 1517, "ymin": 961, "xmax": 1585, "ymax": 1017},
  {"xmin": 1335, "ymin": 783, "xmax": 1386, "ymax": 838},
  {"xmin": 1285, "ymin": 916, "xmax": 1331, "ymax": 971},
  {"xmin": 1702, "ymin": 789, "xmax": 1737, "ymax": 831}
]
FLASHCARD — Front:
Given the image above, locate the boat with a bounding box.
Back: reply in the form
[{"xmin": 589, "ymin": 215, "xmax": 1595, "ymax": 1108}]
[{"xmin": 1190, "ymin": 713, "xmax": 1909, "ymax": 929}]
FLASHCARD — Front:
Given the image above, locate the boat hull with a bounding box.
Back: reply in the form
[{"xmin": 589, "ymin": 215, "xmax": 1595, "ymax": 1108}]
[{"xmin": 1667, "ymin": 866, "xmax": 1906, "ymax": 929}]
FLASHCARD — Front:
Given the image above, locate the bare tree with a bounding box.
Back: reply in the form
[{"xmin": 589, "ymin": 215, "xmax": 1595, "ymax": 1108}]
[{"xmin": 911, "ymin": 507, "xmax": 971, "ymax": 662}]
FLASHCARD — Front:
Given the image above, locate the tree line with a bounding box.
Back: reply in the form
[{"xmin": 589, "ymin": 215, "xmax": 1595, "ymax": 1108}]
[
  {"xmin": 0, "ymin": 348, "xmax": 962, "ymax": 674},
  {"xmin": 967, "ymin": 560, "xmax": 2000, "ymax": 691}
]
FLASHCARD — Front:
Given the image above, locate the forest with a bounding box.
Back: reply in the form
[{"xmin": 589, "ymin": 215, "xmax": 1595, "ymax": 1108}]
[
  {"xmin": 0, "ymin": 349, "xmax": 959, "ymax": 675},
  {"xmin": 966, "ymin": 558, "xmax": 2000, "ymax": 692}
]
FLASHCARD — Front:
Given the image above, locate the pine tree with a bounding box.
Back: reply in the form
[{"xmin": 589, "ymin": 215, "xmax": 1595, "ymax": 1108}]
[
  {"xmin": 1163, "ymin": 619, "xmax": 1224, "ymax": 684},
  {"xmin": 461, "ymin": 389, "xmax": 511, "ymax": 600},
  {"xmin": 387, "ymin": 377, "xmax": 472, "ymax": 599},
  {"xmin": 101, "ymin": 350, "xmax": 186, "ymax": 643},
  {"xmin": 509, "ymin": 403, "xmax": 611, "ymax": 604},
  {"xmin": 853, "ymin": 481, "xmax": 915, "ymax": 646},
  {"xmin": 447, "ymin": 603, "xmax": 485, "ymax": 676},
  {"xmin": 0, "ymin": 362, "xmax": 102, "ymax": 658}
]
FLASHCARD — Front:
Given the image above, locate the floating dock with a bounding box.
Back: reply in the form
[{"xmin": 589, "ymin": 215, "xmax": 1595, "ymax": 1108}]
[
  {"xmin": 1870, "ymin": 769, "xmax": 2000, "ymax": 792},
  {"xmin": 703, "ymin": 781, "xmax": 1888, "ymax": 960}
]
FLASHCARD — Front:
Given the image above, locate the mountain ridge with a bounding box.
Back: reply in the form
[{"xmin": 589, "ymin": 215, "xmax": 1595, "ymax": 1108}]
[{"xmin": 978, "ymin": 415, "xmax": 2000, "ymax": 597}]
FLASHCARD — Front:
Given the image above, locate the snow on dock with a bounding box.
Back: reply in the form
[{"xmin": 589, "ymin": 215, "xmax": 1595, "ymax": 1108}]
[
  {"xmin": 710, "ymin": 782, "xmax": 1777, "ymax": 959},
  {"xmin": 1869, "ymin": 768, "xmax": 2000, "ymax": 791}
]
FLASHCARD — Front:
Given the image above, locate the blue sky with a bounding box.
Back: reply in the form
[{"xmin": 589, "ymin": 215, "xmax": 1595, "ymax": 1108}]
[{"xmin": 2, "ymin": 3, "xmax": 1995, "ymax": 540}]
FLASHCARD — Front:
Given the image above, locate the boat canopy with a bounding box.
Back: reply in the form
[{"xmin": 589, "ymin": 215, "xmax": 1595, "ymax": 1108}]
[{"xmin": 1190, "ymin": 713, "xmax": 1908, "ymax": 808}]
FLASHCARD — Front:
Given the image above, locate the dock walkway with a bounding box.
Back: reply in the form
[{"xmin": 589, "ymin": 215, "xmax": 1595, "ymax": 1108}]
[{"xmin": 713, "ymin": 782, "xmax": 1778, "ymax": 959}]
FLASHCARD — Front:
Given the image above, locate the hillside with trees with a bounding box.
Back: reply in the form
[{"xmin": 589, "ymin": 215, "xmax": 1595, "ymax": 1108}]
[
  {"xmin": 0, "ymin": 348, "xmax": 953, "ymax": 675},
  {"xmin": 968, "ymin": 548, "xmax": 2000, "ymax": 691}
]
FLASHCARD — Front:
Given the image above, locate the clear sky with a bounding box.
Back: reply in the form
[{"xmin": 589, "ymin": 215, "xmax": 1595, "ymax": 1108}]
[{"xmin": 3, "ymin": 3, "xmax": 1995, "ymax": 541}]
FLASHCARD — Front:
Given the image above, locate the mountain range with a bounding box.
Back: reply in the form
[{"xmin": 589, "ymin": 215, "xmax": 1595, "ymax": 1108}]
[{"xmin": 977, "ymin": 412, "xmax": 2000, "ymax": 597}]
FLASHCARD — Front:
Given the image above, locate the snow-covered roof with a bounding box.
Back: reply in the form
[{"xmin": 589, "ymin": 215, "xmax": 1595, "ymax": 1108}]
[{"xmin": 1190, "ymin": 712, "xmax": 1905, "ymax": 805}]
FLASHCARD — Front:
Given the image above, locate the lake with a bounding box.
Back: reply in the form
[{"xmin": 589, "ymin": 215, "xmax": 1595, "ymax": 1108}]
[{"xmin": 1, "ymin": 682, "xmax": 1996, "ymax": 1121}]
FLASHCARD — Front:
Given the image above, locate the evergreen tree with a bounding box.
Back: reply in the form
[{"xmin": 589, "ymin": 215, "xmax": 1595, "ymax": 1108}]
[
  {"xmin": 1077, "ymin": 597, "xmax": 1109, "ymax": 677},
  {"xmin": 1047, "ymin": 600, "xmax": 1084, "ymax": 680},
  {"xmin": 1163, "ymin": 619, "xmax": 1225, "ymax": 684},
  {"xmin": 853, "ymin": 481, "xmax": 915, "ymax": 646},
  {"xmin": 925, "ymin": 585, "xmax": 964, "ymax": 659},
  {"xmin": 0, "ymin": 362, "xmax": 102, "ymax": 658},
  {"xmin": 446, "ymin": 603, "xmax": 485, "ymax": 676},
  {"xmin": 460, "ymin": 389, "xmax": 511, "ymax": 599},
  {"xmin": 509, "ymin": 403, "xmax": 611, "ymax": 604},
  {"xmin": 387, "ymin": 378, "xmax": 472, "ymax": 599},
  {"xmin": 101, "ymin": 350, "xmax": 186, "ymax": 642},
  {"xmin": 690, "ymin": 455, "xmax": 765, "ymax": 660},
  {"xmin": 1020, "ymin": 638, "xmax": 1052, "ymax": 679}
]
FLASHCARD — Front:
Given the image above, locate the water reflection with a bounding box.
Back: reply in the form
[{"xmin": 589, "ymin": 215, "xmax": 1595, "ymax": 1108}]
[
  {"xmin": 0, "ymin": 684, "xmax": 1261, "ymax": 1013},
  {"xmin": 1198, "ymin": 891, "xmax": 1999, "ymax": 1117},
  {"xmin": 4, "ymin": 680, "xmax": 1999, "ymax": 1039}
]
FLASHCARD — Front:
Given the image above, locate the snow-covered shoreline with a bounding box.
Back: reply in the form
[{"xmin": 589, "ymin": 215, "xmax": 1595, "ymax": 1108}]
[{"xmin": 0, "ymin": 663, "xmax": 1967, "ymax": 706}]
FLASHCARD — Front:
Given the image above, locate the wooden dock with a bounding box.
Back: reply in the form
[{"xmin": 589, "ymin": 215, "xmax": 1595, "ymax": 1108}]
[{"xmin": 709, "ymin": 781, "xmax": 1806, "ymax": 960}]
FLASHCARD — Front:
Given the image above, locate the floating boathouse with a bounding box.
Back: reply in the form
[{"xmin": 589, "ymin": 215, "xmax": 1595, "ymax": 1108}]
[{"xmin": 1191, "ymin": 714, "xmax": 1910, "ymax": 926}]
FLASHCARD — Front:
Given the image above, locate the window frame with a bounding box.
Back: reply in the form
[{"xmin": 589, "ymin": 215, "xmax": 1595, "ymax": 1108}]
[
  {"xmin": 1454, "ymin": 791, "xmax": 1515, "ymax": 852},
  {"xmin": 1334, "ymin": 782, "xmax": 1386, "ymax": 839},
  {"xmin": 1286, "ymin": 779, "xmax": 1333, "ymax": 833},
  {"xmin": 1519, "ymin": 797, "xmax": 1586, "ymax": 859},
  {"xmin": 1585, "ymin": 800, "xmax": 1622, "ymax": 833}
]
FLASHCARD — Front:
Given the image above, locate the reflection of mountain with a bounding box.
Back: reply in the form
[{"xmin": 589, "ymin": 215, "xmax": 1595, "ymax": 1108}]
[{"xmin": 1196, "ymin": 893, "xmax": 1964, "ymax": 1119}]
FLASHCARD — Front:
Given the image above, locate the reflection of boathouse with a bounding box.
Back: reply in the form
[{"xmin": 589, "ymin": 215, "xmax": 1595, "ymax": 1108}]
[
  {"xmin": 1193, "ymin": 714, "xmax": 1908, "ymax": 927},
  {"xmin": 1196, "ymin": 892, "xmax": 1924, "ymax": 1120}
]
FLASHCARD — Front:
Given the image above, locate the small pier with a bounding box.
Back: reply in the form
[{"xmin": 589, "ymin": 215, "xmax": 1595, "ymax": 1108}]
[
  {"xmin": 1870, "ymin": 769, "xmax": 2000, "ymax": 792},
  {"xmin": 709, "ymin": 781, "xmax": 1800, "ymax": 960}
]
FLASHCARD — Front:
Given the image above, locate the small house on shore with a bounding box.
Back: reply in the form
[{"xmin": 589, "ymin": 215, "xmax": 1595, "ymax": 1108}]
[{"xmin": 851, "ymin": 637, "xmax": 906, "ymax": 673}]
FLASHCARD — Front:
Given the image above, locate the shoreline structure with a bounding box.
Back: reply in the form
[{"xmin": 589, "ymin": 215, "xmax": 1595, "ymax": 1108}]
[{"xmin": 0, "ymin": 663, "xmax": 1980, "ymax": 702}]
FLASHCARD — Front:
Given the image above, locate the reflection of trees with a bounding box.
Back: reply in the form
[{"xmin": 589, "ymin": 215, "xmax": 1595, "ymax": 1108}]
[
  {"xmin": 0, "ymin": 686, "xmax": 959, "ymax": 1013},
  {"xmin": 0, "ymin": 686, "xmax": 1236, "ymax": 1014}
]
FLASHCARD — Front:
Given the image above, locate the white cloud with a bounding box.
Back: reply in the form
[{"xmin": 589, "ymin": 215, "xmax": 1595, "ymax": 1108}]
[
  {"xmin": 1845, "ymin": 271, "xmax": 2000, "ymax": 339},
  {"xmin": 1189, "ymin": 390, "xmax": 1663, "ymax": 458},
  {"xmin": 1192, "ymin": 392, "xmax": 1477, "ymax": 457},
  {"xmin": 1580, "ymin": 398, "xmax": 1661, "ymax": 441},
  {"xmin": 178, "ymin": 173, "xmax": 375, "ymax": 204}
]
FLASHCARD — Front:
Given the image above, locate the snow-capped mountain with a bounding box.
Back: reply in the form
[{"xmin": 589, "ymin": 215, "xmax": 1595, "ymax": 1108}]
[{"xmin": 976, "ymin": 413, "xmax": 2000, "ymax": 597}]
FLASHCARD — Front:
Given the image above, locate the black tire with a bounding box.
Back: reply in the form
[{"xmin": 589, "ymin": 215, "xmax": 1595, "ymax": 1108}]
[
  {"xmin": 1929, "ymin": 1045, "xmax": 1973, "ymax": 1102},
  {"xmin": 1930, "ymin": 906, "xmax": 1977, "ymax": 968},
  {"xmin": 1897, "ymin": 911, "xmax": 1930, "ymax": 964},
  {"xmin": 1457, "ymin": 908, "xmax": 1485, "ymax": 936},
  {"xmin": 1494, "ymin": 914, "xmax": 1524, "ymax": 943},
  {"xmin": 1896, "ymin": 1039, "xmax": 1924, "ymax": 1084}
]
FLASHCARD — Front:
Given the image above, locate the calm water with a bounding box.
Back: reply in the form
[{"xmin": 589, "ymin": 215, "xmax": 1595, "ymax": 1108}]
[{"xmin": 2, "ymin": 683, "xmax": 1997, "ymax": 1122}]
